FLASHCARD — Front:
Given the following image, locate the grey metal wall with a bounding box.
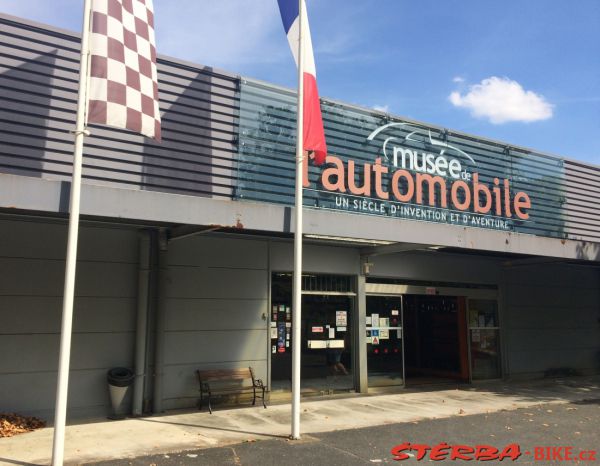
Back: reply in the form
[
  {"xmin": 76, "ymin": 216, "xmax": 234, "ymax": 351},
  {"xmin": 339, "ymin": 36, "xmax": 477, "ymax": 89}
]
[
  {"xmin": 504, "ymin": 263, "xmax": 600, "ymax": 378},
  {"xmin": 0, "ymin": 14, "xmax": 239, "ymax": 198},
  {"xmin": 270, "ymin": 241, "xmax": 360, "ymax": 274},
  {"xmin": 564, "ymin": 161, "xmax": 600, "ymax": 242},
  {"xmin": 0, "ymin": 218, "xmax": 138, "ymax": 419},
  {"xmin": 367, "ymin": 251, "xmax": 503, "ymax": 285},
  {"xmin": 161, "ymin": 235, "xmax": 269, "ymax": 410}
]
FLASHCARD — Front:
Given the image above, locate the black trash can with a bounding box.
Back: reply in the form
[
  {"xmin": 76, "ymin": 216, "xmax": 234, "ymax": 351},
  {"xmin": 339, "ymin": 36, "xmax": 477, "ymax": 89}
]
[{"xmin": 107, "ymin": 367, "xmax": 134, "ymax": 419}]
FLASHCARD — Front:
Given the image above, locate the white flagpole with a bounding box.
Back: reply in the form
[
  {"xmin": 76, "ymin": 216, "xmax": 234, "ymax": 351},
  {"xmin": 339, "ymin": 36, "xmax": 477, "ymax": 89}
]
[
  {"xmin": 291, "ymin": 0, "xmax": 305, "ymax": 440},
  {"xmin": 52, "ymin": 0, "xmax": 92, "ymax": 464}
]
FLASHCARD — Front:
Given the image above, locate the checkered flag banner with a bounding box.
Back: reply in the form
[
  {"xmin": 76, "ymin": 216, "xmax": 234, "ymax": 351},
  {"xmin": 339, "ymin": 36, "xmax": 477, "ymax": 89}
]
[{"xmin": 87, "ymin": 0, "xmax": 161, "ymax": 140}]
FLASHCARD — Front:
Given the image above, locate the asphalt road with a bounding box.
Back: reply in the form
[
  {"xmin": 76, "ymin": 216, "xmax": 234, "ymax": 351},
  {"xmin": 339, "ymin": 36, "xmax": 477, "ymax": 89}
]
[{"xmin": 88, "ymin": 398, "xmax": 600, "ymax": 466}]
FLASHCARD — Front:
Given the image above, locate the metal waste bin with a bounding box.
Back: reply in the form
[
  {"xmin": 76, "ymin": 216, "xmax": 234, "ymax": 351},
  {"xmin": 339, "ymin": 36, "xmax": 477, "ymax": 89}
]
[{"xmin": 107, "ymin": 367, "xmax": 134, "ymax": 419}]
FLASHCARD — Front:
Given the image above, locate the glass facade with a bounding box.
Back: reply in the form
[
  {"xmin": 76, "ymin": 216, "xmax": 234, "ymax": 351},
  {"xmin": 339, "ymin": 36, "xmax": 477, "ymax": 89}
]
[
  {"xmin": 270, "ymin": 273, "xmax": 355, "ymax": 394},
  {"xmin": 468, "ymin": 299, "xmax": 502, "ymax": 380},
  {"xmin": 237, "ymin": 79, "xmax": 566, "ymax": 238}
]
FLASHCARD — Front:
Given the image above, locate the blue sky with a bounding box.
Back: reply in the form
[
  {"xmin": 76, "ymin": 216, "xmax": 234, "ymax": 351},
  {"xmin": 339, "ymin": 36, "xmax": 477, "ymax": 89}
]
[{"xmin": 1, "ymin": 0, "xmax": 598, "ymax": 164}]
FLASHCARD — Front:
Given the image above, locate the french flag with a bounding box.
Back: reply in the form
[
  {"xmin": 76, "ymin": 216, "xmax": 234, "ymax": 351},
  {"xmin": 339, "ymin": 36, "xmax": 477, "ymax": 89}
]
[{"xmin": 277, "ymin": 0, "xmax": 327, "ymax": 165}]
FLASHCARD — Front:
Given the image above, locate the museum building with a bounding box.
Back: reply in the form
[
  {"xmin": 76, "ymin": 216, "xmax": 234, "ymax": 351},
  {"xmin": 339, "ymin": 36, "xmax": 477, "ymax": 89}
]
[{"xmin": 0, "ymin": 13, "xmax": 599, "ymax": 420}]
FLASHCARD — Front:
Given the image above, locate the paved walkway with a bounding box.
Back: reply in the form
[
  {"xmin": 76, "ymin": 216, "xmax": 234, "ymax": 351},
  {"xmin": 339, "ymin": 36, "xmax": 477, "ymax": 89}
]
[{"xmin": 1, "ymin": 376, "xmax": 599, "ymax": 466}]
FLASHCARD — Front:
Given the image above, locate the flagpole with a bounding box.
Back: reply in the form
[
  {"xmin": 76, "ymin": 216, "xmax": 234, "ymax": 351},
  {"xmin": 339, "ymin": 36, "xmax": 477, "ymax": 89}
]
[
  {"xmin": 291, "ymin": 0, "xmax": 305, "ymax": 441},
  {"xmin": 51, "ymin": 0, "xmax": 92, "ymax": 464}
]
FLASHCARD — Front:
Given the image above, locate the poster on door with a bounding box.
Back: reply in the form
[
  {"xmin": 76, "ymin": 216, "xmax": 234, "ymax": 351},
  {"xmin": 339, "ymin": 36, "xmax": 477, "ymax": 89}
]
[
  {"xmin": 336, "ymin": 310, "xmax": 347, "ymax": 326},
  {"xmin": 277, "ymin": 322, "xmax": 286, "ymax": 353}
]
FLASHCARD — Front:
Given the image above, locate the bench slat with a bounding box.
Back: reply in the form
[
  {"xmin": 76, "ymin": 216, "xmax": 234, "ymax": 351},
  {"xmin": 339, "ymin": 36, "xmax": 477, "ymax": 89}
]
[
  {"xmin": 198, "ymin": 368, "xmax": 254, "ymax": 382},
  {"xmin": 197, "ymin": 366, "xmax": 265, "ymax": 413}
]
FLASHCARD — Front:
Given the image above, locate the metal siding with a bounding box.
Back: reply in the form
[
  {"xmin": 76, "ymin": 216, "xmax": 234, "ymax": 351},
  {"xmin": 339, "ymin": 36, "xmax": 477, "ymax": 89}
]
[
  {"xmin": 0, "ymin": 14, "xmax": 240, "ymax": 198},
  {"xmin": 564, "ymin": 160, "xmax": 600, "ymax": 241},
  {"xmin": 505, "ymin": 263, "xmax": 600, "ymax": 378},
  {"xmin": 0, "ymin": 219, "xmax": 138, "ymax": 419},
  {"xmin": 161, "ymin": 236, "xmax": 269, "ymax": 410}
]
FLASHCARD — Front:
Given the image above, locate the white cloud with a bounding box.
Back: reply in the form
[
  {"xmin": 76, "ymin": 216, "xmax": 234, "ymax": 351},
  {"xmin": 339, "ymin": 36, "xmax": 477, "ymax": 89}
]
[
  {"xmin": 449, "ymin": 76, "xmax": 554, "ymax": 124},
  {"xmin": 452, "ymin": 76, "xmax": 465, "ymax": 83},
  {"xmin": 373, "ymin": 104, "xmax": 390, "ymax": 113}
]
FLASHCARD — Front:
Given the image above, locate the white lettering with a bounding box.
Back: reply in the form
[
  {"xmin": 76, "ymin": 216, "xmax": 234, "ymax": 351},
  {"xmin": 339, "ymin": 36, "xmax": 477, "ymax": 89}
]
[
  {"xmin": 392, "ymin": 147, "xmax": 462, "ymax": 179},
  {"xmin": 448, "ymin": 159, "xmax": 461, "ymax": 179},
  {"xmin": 436, "ymin": 156, "xmax": 448, "ymax": 176}
]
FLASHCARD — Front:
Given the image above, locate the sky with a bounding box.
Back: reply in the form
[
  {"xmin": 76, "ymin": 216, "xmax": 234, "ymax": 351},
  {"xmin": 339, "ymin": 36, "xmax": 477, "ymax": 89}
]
[{"xmin": 1, "ymin": 0, "xmax": 599, "ymax": 164}]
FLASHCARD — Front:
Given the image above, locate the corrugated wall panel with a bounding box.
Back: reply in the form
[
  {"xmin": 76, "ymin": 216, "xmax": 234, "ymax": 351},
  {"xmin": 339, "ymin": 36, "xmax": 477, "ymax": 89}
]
[
  {"xmin": 162, "ymin": 235, "xmax": 269, "ymax": 410},
  {"xmin": 564, "ymin": 160, "xmax": 600, "ymax": 241},
  {"xmin": 0, "ymin": 219, "xmax": 138, "ymax": 419},
  {"xmin": 0, "ymin": 14, "xmax": 240, "ymax": 198}
]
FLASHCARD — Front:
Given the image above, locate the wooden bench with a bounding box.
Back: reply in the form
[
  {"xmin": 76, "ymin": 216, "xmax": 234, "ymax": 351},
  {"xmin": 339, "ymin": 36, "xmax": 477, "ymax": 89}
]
[{"xmin": 196, "ymin": 367, "xmax": 266, "ymax": 414}]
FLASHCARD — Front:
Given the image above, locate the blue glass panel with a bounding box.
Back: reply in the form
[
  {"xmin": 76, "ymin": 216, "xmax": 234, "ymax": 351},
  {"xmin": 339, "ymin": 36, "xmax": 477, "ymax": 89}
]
[{"xmin": 236, "ymin": 79, "xmax": 566, "ymax": 238}]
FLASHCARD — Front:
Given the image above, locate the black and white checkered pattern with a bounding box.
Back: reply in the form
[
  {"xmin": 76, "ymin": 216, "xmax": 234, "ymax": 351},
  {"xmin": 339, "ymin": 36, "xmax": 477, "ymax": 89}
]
[{"xmin": 87, "ymin": 0, "xmax": 161, "ymax": 140}]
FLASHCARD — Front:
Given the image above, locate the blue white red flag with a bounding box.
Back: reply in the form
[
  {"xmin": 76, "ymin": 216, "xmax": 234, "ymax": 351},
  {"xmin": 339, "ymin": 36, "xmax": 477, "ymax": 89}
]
[{"xmin": 277, "ymin": 0, "xmax": 327, "ymax": 165}]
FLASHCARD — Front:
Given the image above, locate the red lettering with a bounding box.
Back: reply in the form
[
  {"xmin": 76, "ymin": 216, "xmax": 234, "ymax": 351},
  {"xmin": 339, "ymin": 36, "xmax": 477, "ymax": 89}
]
[
  {"xmin": 391, "ymin": 169, "xmax": 414, "ymax": 202},
  {"xmin": 451, "ymin": 445, "xmax": 475, "ymax": 461},
  {"xmin": 493, "ymin": 178, "xmax": 502, "ymax": 216},
  {"xmin": 347, "ymin": 160, "xmax": 371, "ymax": 196},
  {"xmin": 551, "ymin": 446, "xmax": 564, "ymax": 460},
  {"xmin": 321, "ymin": 155, "xmax": 347, "ymax": 192},
  {"xmin": 498, "ymin": 444, "xmax": 522, "ymax": 461},
  {"xmin": 534, "ymin": 447, "xmax": 544, "ymax": 460},
  {"xmin": 430, "ymin": 443, "xmax": 450, "ymax": 461},
  {"xmin": 372, "ymin": 158, "xmax": 389, "ymax": 200},
  {"xmin": 302, "ymin": 151, "xmax": 314, "ymax": 188},
  {"xmin": 564, "ymin": 447, "xmax": 573, "ymax": 461},
  {"xmin": 475, "ymin": 445, "xmax": 500, "ymax": 461},
  {"xmin": 513, "ymin": 191, "xmax": 531, "ymax": 219},
  {"xmin": 415, "ymin": 173, "xmax": 447, "ymax": 208},
  {"xmin": 473, "ymin": 173, "xmax": 492, "ymax": 214},
  {"xmin": 390, "ymin": 442, "xmax": 411, "ymax": 461},
  {"xmin": 503, "ymin": 179, "xmax": 512, "ymax": 217},
  {"xmin": 451, "ymin": 180, "xmax": 471, "ymax": 211},
  {"xmin": 412, "ymin": 444, "xmax": 431, "ymax": 461}
]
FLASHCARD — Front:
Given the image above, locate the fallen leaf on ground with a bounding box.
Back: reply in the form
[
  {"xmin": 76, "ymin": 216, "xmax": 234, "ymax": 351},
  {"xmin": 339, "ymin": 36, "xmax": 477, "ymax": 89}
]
[{"xmin": 0, "ymin": 413, "xmax": 46, "ymax": 437}]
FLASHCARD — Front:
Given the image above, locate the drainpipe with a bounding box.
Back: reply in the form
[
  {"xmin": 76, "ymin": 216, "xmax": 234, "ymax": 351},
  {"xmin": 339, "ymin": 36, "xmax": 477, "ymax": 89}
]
[
  {"xmin": 133, "ymin": 230, "xmax": 151, "ymax": 416},
  {"xmin": 153, "ymin": 228, "xmax": 169, "ymax": 413}
]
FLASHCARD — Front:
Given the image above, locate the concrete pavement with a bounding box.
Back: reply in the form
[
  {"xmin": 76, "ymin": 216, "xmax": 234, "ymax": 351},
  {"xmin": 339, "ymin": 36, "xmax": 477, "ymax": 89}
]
[
  {"xmin": 1, "ymin": 376, "xmax": 599, "ymax": 465},
  {"xmin": 88, "ymin": 398, "xmax": 600, "ymax": 465}
]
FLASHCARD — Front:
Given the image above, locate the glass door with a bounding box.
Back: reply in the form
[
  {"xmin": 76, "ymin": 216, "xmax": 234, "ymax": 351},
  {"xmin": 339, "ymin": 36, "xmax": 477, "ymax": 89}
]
[
  {"xmin": 467, "ymin": 299, "xmax": 501, "ymax": 380},
  {"xmin": 270, "ymin": 273, "xmax": 355, "ymax": 394},
  {"xmin": 366, "ymin": 296, "xmax": 404, "ymax": 387}
]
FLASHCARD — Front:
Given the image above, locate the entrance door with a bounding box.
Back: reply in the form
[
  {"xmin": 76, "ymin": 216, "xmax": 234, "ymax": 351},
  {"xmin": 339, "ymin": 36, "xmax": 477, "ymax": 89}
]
[
  {"xmin": 366, "ymin": 296, "xmax": 405, "ymax": 387},
  {"xmin": 270, "ymin": 273, "xmax": 355, "ymax": 395},
  {"xmin": 403, "ymin": 295, "xmax": 469, "ymax": 384}
]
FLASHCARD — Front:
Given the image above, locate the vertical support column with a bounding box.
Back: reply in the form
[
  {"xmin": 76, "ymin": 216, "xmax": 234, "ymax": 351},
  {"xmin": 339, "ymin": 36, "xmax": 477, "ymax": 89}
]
[
  {"xmin": 499, "ymin": 265, "xmax": 510, "ymax": 380},
  {"xmin": 133, "ymin": 230, "xmax": 151, "ymax": 416},
  {"xmin": 355, "ymin": 274, "xmax": 368, "ymax": 393},
  {"xmin": 153, "ymin": 229, "xmax": 168, "ymax": 413}
]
